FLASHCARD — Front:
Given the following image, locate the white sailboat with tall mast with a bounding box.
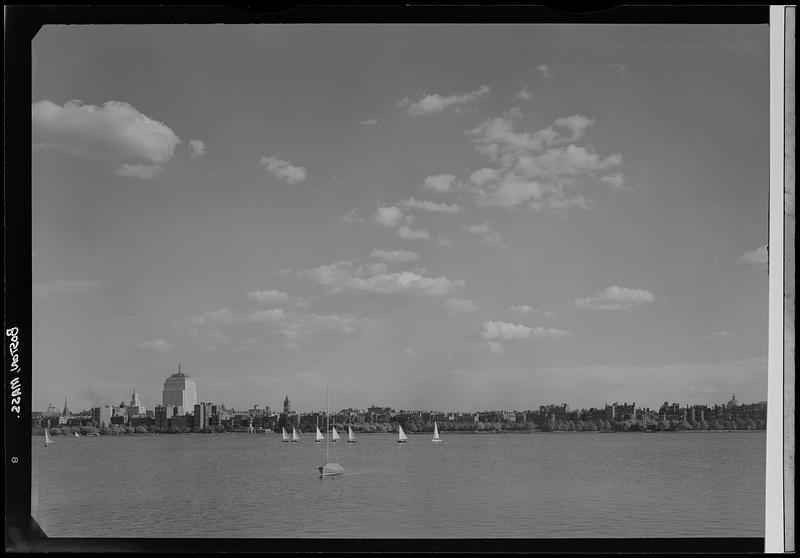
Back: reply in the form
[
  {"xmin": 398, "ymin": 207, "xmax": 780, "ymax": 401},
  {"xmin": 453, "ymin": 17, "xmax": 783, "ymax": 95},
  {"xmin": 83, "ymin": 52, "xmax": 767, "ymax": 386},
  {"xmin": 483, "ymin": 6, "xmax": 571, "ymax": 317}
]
[
  {"xmin": 431, "ymin": 421, "xmax": 442, "ymax": 443},
  {"xmin": 315, "ymin": 426, "xmax": 324, "ymax": 443},
  {"xmin": 44, "ymin": 425, "xmax": 54, "ymax": 447},
  {"xmin": 281, "ymin": 427, "xmax": 290, "ymax": 442},
  {"xmin": 397, "ymin": 424, "xmax": 408, "ymax": 443},
  {"xmin": 347, "ymin": 425, "xmax": 357, "ymax": 444},
  {"xmin": 331, "ymin": 426, "xmax": 340, "ymax": 443},
  {"xmin": 319, "ymin": 386, "xmax": 344, "ymax": 478},
  {"xmin": 291, "ymin": 427, "xmax": 300, "ymax": 443}
]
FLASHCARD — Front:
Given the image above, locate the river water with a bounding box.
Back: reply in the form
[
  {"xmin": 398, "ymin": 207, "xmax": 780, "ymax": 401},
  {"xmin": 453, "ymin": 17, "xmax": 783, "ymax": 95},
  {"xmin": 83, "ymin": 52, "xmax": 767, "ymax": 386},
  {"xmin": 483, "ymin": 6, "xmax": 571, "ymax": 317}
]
[{"xmin": 31, "ymin": 431, "xmax": 765, "ymax": 538}]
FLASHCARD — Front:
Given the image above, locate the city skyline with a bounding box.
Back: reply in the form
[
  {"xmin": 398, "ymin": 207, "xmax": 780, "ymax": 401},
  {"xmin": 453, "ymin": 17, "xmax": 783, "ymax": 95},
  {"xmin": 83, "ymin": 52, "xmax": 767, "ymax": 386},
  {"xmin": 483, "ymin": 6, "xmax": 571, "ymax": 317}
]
[{"xmin": 31, "ymin": 24, "xmax": 769, "ymax": 413}]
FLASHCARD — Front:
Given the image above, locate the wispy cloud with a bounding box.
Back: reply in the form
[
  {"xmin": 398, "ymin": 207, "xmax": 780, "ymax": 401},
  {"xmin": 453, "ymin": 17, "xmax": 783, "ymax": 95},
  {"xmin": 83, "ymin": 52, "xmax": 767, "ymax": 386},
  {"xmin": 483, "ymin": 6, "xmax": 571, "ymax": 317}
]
[
  {"xmin": 246, "ymin": 289, "xmax": 289, "ymax": 303},
  {"xmin": 510, "ymin": 305, "xmax": 555, "ymax": 318},
  {"xmin": 341, "ymin": 209, "xmax": 367, "ymax": 224},
  {"xmin": 258, "ymin": 155, "xmax": 307, "ymax": 184},
  {"xmin": 610, "ymin": 62, "xmax": 629, "ymax": 76},
  {"xmin": 306, "ymin": 260, "xmax": 464, "ymax": 296},
  {"xmin": 32, "ymin": 99, "xmax": 181, "ymax": 180},
  {"xmin": 736, "ymin": 244, "xmax": 768, "ymax": 267},
  {"xmin": 400, "ymin": 197, "xmax": 461, "ymax": 213},
  {"xmin": 360, "ymin": 118, "xmax": 379, "ymax": 126},
  {"xmin": 188, "ymin": 139, "xmax": 206, "ymax": 158},
  {"xmin": 423, "ymin": 174, "xmax": 458, "ymax": 193},
  {"xmin": 33, "ymin": 279, "xmax": 101, "ymax": 297},
  {"xmin": 575, "ymin": 285, "xmax": 655, "ymax": 310},
  {"xmin": 138, "ymin": 339, "xmax": 173, "ymax": 352},
  {"xmin": 535, "ymin": 64, "xmax": 553, "ymax": 78},
  {"xmin": 444, "ymin": 298, "xmax": 480, "ymax": 315},
  {"xmin": 370, "ymin": 249, "xmax": 419, "ymax": 263},
  {"xmin": 399, "ymin": 85, "xmax": 490, "ymax": 116}
]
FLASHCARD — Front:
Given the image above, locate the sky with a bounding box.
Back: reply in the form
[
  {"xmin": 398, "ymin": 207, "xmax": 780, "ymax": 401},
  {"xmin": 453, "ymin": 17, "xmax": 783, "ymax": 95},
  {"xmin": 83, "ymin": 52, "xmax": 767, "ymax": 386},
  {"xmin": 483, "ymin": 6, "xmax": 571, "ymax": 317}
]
[{"xmin": 30, "ymin": 24, "xmax": 770, "ymax": 414}]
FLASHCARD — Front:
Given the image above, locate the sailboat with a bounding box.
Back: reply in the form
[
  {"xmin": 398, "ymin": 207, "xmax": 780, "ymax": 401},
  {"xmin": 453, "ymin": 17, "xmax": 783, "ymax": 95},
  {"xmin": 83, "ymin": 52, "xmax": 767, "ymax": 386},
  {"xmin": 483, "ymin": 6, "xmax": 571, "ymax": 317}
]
[
  {"xmin": 291, "ymin": 427, "xmax": 300, "ymax": 443},
  {"xmin": 319, "ymin": 386, "xmax": 344, "ymax": 478},
  {"xmin": 347, "ymin": 425, "xmax": 357, "ymax": 444},
  {"xmin": 397, "ymin": 424, "xmax": 408, "ymax": 443},
  {"xmin": 44, "ymin": 427, "xmax": 54, "ymax": 447},
  {"xmin": 281, "ymin": 427, "xmax": 290, "ymax": 442},
  {"xmin": 331, "ymin": 426, "xmax": 340, "ymax": 443},
  {"xmin": 432, "ymin": 421, "xmax": 442, "ymax": 443},
  {"xmin": 74, "ymin": 431, "xmax": 80, "ymax": 438},
  {"xmin": 315, "ymin": 426, "xmax": 324, "ymax": 443}
]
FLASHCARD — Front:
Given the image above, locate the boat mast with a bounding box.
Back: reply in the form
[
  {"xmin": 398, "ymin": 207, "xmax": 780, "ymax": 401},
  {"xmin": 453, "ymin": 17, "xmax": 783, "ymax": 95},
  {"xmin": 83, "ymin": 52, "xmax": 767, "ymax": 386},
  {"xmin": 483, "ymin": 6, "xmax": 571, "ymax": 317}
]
[{"xmin": 326, "ymin": 384, "xmax": 330, "ymax": 463}]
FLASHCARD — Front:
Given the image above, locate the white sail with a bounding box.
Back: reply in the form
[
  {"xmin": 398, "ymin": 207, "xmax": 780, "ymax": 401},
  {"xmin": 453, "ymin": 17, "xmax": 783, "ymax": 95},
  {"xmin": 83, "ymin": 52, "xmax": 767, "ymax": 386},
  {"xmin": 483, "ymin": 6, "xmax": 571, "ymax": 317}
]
[
  {"xmin": 74, "ymin": 431, "xmax": 80, "ymax": 438},
  {"xmin": 432, "ymin": 421, "xmax": 442, "ymax": 442},
  {"xmin": 316, "ymin": 426, "xmax": 324, "ymax": 442},
  {"xmin": 348, "ymin": 426, "xmax": 356, "ymax": 443},
  {"xmin": 292, "ymin": 427, "xmax": 300, "ymax": 442},
  {"xmin": 282, "ymin": 427, "xmax": 289, "ymax": 442},
  {"xmin": 398, "ymin": 424, "xmax": 408, "ymax": 443},
  {"xmin": 331, "ymin": 426, "xmax": 340, "ymax": 442},
  {"xmin": 44, "ymin": 428, "xmax": 53, "ymax": 447}
]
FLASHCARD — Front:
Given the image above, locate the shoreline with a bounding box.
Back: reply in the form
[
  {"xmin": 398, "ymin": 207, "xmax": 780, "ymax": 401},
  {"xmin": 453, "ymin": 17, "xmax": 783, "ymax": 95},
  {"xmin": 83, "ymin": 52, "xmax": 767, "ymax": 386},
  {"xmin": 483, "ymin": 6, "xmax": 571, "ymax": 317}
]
[{"xmin": 33, "ymin": 428, "xmax": 766, "ymax": 438}]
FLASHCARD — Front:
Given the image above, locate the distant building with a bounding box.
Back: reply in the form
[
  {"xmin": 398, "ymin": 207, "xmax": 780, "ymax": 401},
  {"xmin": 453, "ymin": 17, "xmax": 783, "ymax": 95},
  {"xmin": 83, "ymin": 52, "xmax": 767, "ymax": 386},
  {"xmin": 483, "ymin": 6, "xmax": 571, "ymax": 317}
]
[
  {"xmin": 162, "ymin": 363, "xmax": 197, "ymax": 411},
  {"xmin": 283, "ymin": 396, "xmax": 291, "ymax": 414},
  {"xmin": 726, "ymin": 394, "xmax": 739, "ymax": 410},
  {"xmin": 126, "ymin": 387, "xmax": 146, "ymax": 417}
]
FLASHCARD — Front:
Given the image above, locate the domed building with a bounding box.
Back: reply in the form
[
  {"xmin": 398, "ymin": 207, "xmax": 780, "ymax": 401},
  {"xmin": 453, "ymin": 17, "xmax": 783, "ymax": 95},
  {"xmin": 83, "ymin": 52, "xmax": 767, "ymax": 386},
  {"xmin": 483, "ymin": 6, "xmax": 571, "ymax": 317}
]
[
  {"xmin": 162, "ymin": 363, "xmax": 197, "ymax": 414},
  {"xmin": 726, "ymin": 394, "xmax": 739, "ymax": 409}
]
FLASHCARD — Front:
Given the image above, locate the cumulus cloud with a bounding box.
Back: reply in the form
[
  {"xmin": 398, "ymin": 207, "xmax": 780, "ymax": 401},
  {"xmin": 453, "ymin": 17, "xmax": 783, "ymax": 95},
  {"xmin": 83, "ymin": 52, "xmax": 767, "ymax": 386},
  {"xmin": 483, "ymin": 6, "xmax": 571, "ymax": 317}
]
[
  {"xmin": 444, "ymin": 298, "xmax": 480, "ymax": 315},
  {"xmin": 138, "ymin": 339, "xmax": 173, "ymax": 352},
  {"xmin": 601, "ymin": 173, "xmax": 625, "ymax": 190},
  {"xmin": 423, "ymin": 174, "xmax": 458, "ymax": 193},
  {"xmin": 397, "ymin": 226, "xmax": 430, "ymax": 241},
  {"xmin": 32, "ymin": 99, "xmax": 181, "ymax": 179},
  {"xmin": 258, "ymin": 155, "xmax": 308, "ymax": 184},
  {"xmin": 737, "ymin": 245, "xmax": 768, "ymax": 267},
  {"xmin": 610, "ymin": 63, "xmax": 629, "ymax": 76},
  {"xmin": 306, "ymin": 260, "xmax": 464, "ymax": 296},
  {"xmin": 374, "ymin": 205, "xmax": 410, "ymax": 228},
  {"xmin": 188, "ymin": 139, "xmax": 206, "ymax": 158},
  {"xmin": 711, "ymin": 330, "xmax": 733, "ymax": 339},
  {"xmin": 465, "ymin": 112, "xmax": 622, "ymax": 210},
  {"xmin": 535, "ymin": 65, "xmax": 553, "ymax": 78},
  {"xmin": 399, "ymin": 84, "xmax": 490, "ymax": 116},
  {"xmin": 514, "ymin": 87, "xmax": 534, "ymax": 101},
  {"xmin": 401, "ymin": 197, "xmax": 461, "ymax": 213},
  {"xmin": 360, "ymin": 118, "xmax": 379, "ymax": 126},
  {"xmin": 370, "ymin": 249, "xmax": 419, "ymax": 263},
  {"xmin": 341, "ymin": 209, "xmax": 367, "ymax": 224},
  {"xmin": 480, "ymin": 320, "xmax": 570, "ymax": 341},
  {"xmin": 33, "ymin": 279, "xmax": 101, "ymax": 297},
  {"xmin": 575, "ymin": 285, "xmax": 655, "ymax": 310},
  {"xmin": 464, "ymin": 221, "xmax": 509, "ymax": 251},
  {"xmin": 554, "ymin": 115, "xmax": 595, "ymax": 141}
]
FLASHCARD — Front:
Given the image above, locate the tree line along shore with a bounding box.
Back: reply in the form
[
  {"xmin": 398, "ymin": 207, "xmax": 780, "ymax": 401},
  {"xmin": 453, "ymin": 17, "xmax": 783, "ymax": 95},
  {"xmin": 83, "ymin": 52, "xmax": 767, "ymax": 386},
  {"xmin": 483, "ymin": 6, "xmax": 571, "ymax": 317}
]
[{"xmin": 32, "ymin": 415, "xmax": 765, "ymax": 437}]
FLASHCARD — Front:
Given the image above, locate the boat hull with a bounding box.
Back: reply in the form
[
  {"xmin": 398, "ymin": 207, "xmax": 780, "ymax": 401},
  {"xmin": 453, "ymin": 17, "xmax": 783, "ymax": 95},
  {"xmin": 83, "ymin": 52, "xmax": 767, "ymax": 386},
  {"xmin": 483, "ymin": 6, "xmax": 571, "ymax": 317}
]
[
  {"xmin": 432, "ymin": 439, "xmax": 442, "ymax": 443},
  {"xmin": 319, "ymin": 463, "xmax": 344, "ymax": 478}
]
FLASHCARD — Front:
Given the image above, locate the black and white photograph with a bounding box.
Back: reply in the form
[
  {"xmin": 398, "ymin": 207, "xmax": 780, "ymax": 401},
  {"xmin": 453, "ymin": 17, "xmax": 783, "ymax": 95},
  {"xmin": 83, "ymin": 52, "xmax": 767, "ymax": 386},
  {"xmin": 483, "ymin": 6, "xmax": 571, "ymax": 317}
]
[{"xmin": 5, "ymin": 5, "xmax": 793, "ymax": 553}]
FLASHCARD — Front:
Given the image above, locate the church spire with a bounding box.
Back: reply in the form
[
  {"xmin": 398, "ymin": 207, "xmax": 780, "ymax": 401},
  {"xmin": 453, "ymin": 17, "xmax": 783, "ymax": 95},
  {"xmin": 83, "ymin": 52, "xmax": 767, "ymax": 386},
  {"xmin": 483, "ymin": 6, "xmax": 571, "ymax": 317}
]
[{"xmin": 63, "ymin": 396, "xmax": 68, "ymax": 416}]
